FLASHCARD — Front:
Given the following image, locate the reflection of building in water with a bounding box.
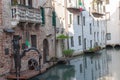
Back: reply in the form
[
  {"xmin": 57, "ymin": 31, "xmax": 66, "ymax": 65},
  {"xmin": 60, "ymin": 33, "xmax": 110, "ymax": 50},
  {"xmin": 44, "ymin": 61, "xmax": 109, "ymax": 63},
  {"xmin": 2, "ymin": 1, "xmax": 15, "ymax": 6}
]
[
  {"xmin": 33, "ymin": 64, "xmax": 75, "ymax": 80},
  {"xmin": 70, "ymin": 51, "xmax": 109, "ymax": 80}
]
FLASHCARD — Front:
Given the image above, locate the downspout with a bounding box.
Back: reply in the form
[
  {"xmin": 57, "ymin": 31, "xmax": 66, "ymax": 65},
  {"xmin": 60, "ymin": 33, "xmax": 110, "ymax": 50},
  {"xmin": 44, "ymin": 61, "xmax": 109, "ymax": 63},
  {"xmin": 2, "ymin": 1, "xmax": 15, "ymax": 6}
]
[
  {"xmin": 81, "ymin": 12, "xmax": 84, "ymax": 51},
  {"xmin": 64, "ymin": 0, "xmax": 69, "ymax": 49}
]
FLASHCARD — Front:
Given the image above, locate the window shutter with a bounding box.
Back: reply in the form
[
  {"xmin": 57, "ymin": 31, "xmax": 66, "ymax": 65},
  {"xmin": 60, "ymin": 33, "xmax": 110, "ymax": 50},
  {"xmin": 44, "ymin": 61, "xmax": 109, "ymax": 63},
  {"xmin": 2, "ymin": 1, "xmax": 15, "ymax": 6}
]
[
  {"xmin": 41, "ymin": 7, "xmax": 45, "ymax": 25},
  {"xmin": 52, "ymin": 11, "xmax": 56, "ymax": 26}
]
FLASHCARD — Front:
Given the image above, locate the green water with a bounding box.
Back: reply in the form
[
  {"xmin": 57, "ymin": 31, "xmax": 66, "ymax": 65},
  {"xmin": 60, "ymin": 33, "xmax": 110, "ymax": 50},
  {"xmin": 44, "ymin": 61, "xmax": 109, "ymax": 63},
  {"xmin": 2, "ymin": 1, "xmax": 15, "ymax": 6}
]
[{"xmin": 29, "ymin": 49, "xmax": 120, "ymax": 80}]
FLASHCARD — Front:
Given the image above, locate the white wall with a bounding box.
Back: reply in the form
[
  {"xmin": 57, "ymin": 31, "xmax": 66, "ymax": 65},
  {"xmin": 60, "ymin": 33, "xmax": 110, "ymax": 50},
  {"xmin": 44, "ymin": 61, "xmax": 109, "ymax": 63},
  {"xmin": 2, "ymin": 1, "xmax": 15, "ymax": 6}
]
[{"xmin": 106, "ymin": 0, "xmax": 120, "ymax": 45}]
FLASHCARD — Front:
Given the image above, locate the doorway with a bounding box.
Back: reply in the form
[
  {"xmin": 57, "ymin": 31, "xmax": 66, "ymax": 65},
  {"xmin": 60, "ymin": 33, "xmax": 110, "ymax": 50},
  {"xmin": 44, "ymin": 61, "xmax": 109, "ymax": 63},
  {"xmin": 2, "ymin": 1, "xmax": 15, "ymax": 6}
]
[{"xmin": 43, "ymin": 39, "xmax": 49, "ymax": 63}]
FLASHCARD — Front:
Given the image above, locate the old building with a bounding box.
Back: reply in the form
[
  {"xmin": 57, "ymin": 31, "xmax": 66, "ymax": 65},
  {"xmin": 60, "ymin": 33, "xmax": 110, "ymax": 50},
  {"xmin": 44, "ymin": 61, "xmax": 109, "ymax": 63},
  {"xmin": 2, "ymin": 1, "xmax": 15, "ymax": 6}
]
[
  {"xmin": 66, "ymin": 0, "xmax": 106, "ymax": 54},
  {"xmin": 0, "ymin": 0, "xmax": 55, "ymax": 76},
  {"xmin": 54, "ymin": 0, "xmax": 107, "ymax": 57},
  {"xmin": 106, "ymin": 0, "xmax": 120, "ymax": 47}
]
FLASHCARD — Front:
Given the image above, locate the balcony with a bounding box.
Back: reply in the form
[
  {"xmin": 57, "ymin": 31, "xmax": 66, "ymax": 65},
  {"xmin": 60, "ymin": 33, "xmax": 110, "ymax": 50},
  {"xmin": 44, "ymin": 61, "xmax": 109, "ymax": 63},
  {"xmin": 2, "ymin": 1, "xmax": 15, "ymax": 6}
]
[
  {"xmin": 91, "ymin": 9, "xmax": 105, "ymax": 17},
  {"xmin": 11, "ymin": 5, "xmax": 42, "ymax": 26},
  {"xmin": 91, "ymin": 0, "xmax": 105, "ymax": 17},
  {"xmin": 67, "ymin": 3, "xmax": 85, "ymax": 14}
]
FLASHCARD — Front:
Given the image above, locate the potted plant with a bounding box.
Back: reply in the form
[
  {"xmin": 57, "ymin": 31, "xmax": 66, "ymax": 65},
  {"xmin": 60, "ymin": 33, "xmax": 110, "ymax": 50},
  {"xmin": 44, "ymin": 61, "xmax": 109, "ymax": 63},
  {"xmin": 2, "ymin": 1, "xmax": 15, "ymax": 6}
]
[
  {"xmin": 63, "ymin": 49, "xmax": 74, "ymax": 57},
  {"xmin": 11, "ymin": 0, "xmax": 18, "ymax": 6}
]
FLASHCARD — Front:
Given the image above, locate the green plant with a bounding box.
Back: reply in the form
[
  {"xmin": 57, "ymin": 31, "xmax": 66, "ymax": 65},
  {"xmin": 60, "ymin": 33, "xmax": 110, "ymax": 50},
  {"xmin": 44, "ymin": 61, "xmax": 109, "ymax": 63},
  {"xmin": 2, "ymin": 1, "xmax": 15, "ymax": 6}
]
[
  {"xmin": 57, "ymin": 34, "xmax": 69, "ymax": 39},
  {"xmin": 63, "ymin": 49, "xmax": 74, "ymax": 57},
  {"xmin": 88, "ymin": 46, "xmax": 101, "ymax": 52},
  {"xmin": 11, "ymin": 0, "xmax": 18, "ymax": 6}
]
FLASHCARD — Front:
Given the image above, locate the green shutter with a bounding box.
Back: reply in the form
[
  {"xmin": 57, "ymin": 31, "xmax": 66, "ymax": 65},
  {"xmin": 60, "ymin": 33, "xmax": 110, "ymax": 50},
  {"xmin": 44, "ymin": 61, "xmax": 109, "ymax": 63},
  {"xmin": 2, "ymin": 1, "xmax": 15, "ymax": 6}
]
[
  {"xmin": 52, "ymin": 11, "xmax": 56, "ymax": 26},
  {"xmin": 41, "ymin": 7, "xmax": 45, "ymax": 25},
  {"xmin": 25, "ymin": 39, "xmax": 31, "ymax": 48}
]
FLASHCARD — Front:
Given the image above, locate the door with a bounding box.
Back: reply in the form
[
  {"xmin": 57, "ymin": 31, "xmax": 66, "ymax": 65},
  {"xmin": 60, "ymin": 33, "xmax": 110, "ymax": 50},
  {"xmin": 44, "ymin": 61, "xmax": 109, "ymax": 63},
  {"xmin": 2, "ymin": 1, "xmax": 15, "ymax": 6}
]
[{"xmin": 43, "ymin": 39, "xmax": 49, "ymax": 63}]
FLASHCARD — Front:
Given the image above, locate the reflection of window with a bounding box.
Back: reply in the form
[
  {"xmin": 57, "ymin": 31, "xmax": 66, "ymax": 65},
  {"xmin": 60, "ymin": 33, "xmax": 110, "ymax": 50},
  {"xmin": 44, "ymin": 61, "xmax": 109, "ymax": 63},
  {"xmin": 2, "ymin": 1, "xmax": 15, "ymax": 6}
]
[
  {"xmin": 106, "ymin": 33, "xmax": 111, "ymax": 40},
  {"xmin": 85, "ymin": 57, "xmax": 87, "ymax": 68},
  {"xmin": 80, "ymin": 64, "xmax": 82, "ymax": 73}
]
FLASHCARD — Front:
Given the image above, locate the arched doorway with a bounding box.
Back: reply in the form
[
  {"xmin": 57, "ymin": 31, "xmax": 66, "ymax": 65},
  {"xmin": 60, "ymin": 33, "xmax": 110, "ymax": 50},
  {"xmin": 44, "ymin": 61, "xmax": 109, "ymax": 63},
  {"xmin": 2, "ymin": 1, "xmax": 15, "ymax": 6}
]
[{"xmin": 43, "ymin": 39, "xmax": 49, "ymax": 63}]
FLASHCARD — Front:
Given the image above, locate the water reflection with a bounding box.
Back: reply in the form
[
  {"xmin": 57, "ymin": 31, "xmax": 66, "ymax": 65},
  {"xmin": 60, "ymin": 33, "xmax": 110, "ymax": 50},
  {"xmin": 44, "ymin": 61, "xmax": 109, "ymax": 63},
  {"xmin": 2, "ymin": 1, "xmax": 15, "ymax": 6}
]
[{"xmin": 30, "ymin": 49, "xmax": 120, "ymax": 80}]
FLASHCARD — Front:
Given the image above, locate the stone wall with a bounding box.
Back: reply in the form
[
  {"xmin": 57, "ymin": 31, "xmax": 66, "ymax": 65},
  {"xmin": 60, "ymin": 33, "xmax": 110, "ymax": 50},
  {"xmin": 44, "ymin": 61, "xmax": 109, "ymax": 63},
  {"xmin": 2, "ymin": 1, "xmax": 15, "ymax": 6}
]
[{"xmin": 0, "ymin": 0, "xmax": 56, "ymax": 76}]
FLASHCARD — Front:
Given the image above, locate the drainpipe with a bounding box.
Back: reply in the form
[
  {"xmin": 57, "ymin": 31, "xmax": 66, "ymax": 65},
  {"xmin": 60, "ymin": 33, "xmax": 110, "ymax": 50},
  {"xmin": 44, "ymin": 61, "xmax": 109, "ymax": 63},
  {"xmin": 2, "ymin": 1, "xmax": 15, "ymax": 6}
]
[
  {"xmin": 52, "ymin": 0, "xmax": 57, "ymax": 57},
  {"xmin": 105, "ymin": 12, "xmax": 107, "ymax": 47},
  {"xmin": 81, "ymin": 12, "xmax": 84, "ymax": 51},
  {"xmin": 64, "ymin": 0, "xmax": 69, "ymax": 49}
]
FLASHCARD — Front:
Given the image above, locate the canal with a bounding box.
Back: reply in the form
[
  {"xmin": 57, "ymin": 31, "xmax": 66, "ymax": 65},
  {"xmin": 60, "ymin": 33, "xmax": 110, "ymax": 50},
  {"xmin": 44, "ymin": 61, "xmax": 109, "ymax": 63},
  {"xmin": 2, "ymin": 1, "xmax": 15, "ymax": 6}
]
[{"xmin": 29, "ymin": 49, "xmax": 120, "ymax": 80}]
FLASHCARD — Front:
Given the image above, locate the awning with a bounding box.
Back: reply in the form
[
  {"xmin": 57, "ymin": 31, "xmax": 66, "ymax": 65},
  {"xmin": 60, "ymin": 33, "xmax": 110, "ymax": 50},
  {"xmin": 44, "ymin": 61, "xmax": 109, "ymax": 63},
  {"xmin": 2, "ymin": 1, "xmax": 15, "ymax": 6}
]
[{"xmin": 3, "ymin": 29, "xmax": 15, "ymax": 33}]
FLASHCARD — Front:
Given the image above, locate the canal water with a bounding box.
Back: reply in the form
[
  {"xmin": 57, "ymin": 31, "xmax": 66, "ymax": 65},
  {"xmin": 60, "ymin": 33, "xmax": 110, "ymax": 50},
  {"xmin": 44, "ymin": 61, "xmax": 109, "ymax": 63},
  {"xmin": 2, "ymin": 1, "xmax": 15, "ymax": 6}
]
[{"xmin": 29, "ymin": 49, "xmax": 120, "ymax": 80}]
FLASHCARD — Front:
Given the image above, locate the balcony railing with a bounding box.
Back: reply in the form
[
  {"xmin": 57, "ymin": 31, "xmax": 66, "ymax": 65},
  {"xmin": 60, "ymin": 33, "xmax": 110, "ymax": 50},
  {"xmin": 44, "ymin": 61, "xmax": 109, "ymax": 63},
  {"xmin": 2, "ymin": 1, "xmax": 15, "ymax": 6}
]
[
  {"xmin": 67, "ymin": 2, "xmax": 85, "ymax": 13},
  {"xmin": 91, "ymin": 0, "xmax": 105, "ymax": 17},
  {"xmin": 11, "ymin": 5, "xmax": 42, "ymax": 24},
  {"xmin": 91, "ymin": 9, "xmax": 105, "ymax": 17}
]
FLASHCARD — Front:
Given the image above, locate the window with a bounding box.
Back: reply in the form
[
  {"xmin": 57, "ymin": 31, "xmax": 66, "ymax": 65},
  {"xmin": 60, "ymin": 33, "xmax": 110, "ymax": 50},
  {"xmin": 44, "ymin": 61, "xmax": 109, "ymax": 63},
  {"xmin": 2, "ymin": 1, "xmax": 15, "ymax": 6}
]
[
  {"xmin": 97, "ymin": 20, "xmax": 99, "ymax": 27},
  {"xmin": 69, "ymin": 14, "xmax": 72, "ymax": 24},
  {"xmin": 20, "ymin": 0, "xmax": 26, "ymax": 5},
  {"xmin": 106, "ymin": 33, "xmax": 111, "ymax": 40},
  {"xmin": 85, "ymin": 57, "xmax": 87, "ymax": 68},
  {"xmin": 90, "ymin": 40, "xmax": 92, "ymax": 48},
  {"xmin": 93, "ymin": 19, "xmax": 94, "ymax": 26},
  {"xmin": 78, "ymin": 36, "xmax": 81, "ymax": 45},
  {"xmin": 13, "ymin": 35, "xmax": 21, "ymax": 49},
  {"xmin": 28, "ymin": 0, "xmax": 32, "ymax": 7},
  {"xmin": 90, "ymin": 23, "xmax": 92, "ymax": 34},
  {"xmin": 31, "ymin": 35, "xmax": 37, "ymax": 48},
  {"xmin": 41, "ymin": 7, "xmax": 45, "ymax": 25},
  {"xmin": 97, "ymin": 32, "xmax": 99, "ymax": 42},
  {"xmin": 70, "ymin": 36, "xmax": 74, "ymax": 47},
  {"xmin": 25, "ymin": 32, "xmax": 30, "ymax": 48},
  {"xmin": 52, "ymin": 11, "xmax": 56, "ymax": 26},
  {"xmin": 94, "ymin": 32, "xmax": 96, "ymax": 42},
  {"xmin": 77, "ymin": 15, "xmax": 80, "ymax": 25},
  {"xmin": 83, "ymin": 16, "xmax": 85, "ymax": 26}
]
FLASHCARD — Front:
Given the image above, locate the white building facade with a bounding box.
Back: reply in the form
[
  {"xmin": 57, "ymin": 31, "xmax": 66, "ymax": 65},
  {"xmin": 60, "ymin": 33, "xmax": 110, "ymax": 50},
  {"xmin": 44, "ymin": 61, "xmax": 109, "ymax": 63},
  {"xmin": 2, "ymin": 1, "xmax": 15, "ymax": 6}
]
[
  {"xmin": 106, "ymin": 0, "xmax": 120, "ymax": 47},
  {"xmin": 67, "ymin": 0, "xmax": 106, "ymax": 55},
  {"xmin": 54, "ymin": 0, "xmax": 107, "ymax": 57}
]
